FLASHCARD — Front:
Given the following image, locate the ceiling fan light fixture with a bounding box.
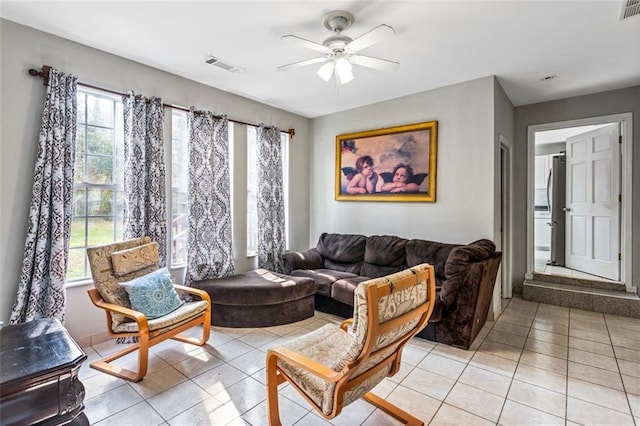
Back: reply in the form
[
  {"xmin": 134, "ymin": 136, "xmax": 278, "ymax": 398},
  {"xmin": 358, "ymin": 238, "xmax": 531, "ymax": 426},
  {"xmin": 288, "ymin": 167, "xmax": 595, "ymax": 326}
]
[
  {"xmin": 335, "ymin": 57, "xmax": 354, "ymax": 84},
  {"xmin": 317, "ymin": 61, "xmax": 335, "ymax": 81},
  {"xmin": 279, "ymin": 10, "xmax": 396, "ymax": 85}
]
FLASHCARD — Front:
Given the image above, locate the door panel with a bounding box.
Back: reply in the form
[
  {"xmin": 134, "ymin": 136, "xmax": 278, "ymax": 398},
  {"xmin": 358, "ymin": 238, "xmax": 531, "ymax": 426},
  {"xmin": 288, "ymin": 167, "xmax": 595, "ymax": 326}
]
[
  {"xmin": 571, "ymin": 163, "xmax": 586, "ymax": 202},
  {"xmin": 593, "ymin": 216, "xmax": 611, "ymax": 261},
  {"xmin": 570, "ymin": 215, "xmax": 587, "ymax": 256},
  {"xmin": 565, "ymin": 123, "xmax": 620, "ymax": 280}
]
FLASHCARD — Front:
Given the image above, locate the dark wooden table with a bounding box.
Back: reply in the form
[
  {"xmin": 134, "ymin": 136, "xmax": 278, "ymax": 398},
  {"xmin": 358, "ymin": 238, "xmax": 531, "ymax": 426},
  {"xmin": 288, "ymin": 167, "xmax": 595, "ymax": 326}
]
[{"xmin": 0, "ymin": 318, "xmax": 88, "ymax": 425}]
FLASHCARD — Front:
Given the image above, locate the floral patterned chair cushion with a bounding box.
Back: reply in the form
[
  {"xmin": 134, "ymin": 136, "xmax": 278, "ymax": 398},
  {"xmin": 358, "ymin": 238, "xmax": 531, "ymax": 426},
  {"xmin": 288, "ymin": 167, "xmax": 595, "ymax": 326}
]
[
  {"xmin": 267, "ymin": 263, "xmax": 436, "ymax": 423},
  {"xmin": 111, "ymin": 241, "xmax": 160, "ymax": 276},
  {"xmin": 87, "ymin": 237, "xmax": 159, "ymax": 329}
]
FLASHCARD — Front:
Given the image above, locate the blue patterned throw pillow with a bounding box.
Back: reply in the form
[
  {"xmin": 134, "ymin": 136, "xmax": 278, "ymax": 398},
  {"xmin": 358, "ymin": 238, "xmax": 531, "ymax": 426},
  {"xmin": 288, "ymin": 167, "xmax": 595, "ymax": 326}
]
[{"xmin": 120, "ymin": 268, "xmax": 184, "ymax": 319}]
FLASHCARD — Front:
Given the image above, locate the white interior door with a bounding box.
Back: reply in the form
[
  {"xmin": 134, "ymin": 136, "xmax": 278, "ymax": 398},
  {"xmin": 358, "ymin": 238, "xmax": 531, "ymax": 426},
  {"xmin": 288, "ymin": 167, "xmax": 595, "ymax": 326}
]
[{"xmin": 565, "ymin": 123, "xmax": 620, "ymax": 280}]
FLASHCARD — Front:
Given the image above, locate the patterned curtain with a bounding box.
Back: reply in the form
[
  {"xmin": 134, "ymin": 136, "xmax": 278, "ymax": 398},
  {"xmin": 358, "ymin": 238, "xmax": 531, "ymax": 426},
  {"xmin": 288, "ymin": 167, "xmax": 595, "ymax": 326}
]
[
  {"xmin": 10, "ymin": 68, "xmax": 77, "ymax": 324},
  {"xmin": 185, "ymin": 109, "xmax": 234, "ymax": 283},
  {"xmin": 257, "ymin": 124, "xmax": 286, "ymax": 272},
  {"xmin": 122, "ymin": 93, "xmax": 167, "ymax": 265}
]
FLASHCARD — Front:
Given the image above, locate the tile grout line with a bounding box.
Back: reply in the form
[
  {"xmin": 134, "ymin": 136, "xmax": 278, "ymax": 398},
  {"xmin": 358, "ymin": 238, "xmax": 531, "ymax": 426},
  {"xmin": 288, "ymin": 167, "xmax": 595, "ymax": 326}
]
[
  {"xmin": 565, "ymin": 306, "xmax": 571, "ymax": 423},
  {"xmin": 604, "ymin": 313, "xmax": 636, "ymax": 421},
  {"xmin": 496, "ymin": 299, "xmax": 538, "ymax": 425}
]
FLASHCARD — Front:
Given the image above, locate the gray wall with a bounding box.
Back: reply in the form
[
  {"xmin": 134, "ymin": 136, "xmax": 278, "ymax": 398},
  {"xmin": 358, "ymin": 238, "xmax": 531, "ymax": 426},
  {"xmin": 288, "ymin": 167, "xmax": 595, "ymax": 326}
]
[
  {"xmin": 309, "ymin": 76, "xmax": 499, "ymax": 247},
  {"xmin": 512, "ymin": 86, "xmax": 640, "ymax": 293},
  {"xmin": 0, "ymin": 19, "xmax": 311, "ymax": 341}
]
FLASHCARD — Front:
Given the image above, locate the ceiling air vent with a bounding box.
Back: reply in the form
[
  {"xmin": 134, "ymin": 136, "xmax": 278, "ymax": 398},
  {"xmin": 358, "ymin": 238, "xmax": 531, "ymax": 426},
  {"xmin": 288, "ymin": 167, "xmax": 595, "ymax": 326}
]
[
  {"xmin": 621, "ymin": 0, "xmax": 640, "ymax": 20},
  {"xmin": 204, "ymin": 56, "xmax": 245, "ymax": 73}
]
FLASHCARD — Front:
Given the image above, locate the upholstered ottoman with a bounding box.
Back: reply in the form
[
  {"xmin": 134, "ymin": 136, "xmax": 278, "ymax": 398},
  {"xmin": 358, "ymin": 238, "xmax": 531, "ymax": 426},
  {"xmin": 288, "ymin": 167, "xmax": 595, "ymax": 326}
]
[{"xmin": 191, "ymin": 269, "xmax": 316, "ymax": 327}]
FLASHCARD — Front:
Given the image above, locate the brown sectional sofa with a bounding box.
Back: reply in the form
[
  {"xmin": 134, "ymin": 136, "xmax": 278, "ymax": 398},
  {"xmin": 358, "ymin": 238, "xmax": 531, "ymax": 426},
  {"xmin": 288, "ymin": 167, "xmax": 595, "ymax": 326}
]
[{"xmin": 283, "ymin": 233, "xmax": 502, "ymax": 349}]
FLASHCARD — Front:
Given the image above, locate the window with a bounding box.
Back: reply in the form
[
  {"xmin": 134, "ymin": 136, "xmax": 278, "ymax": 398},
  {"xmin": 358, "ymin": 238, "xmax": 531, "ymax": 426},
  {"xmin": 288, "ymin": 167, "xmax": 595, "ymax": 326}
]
[
  {"xmin": 170, "ymin": 110, "xmax": 189, "ymax": 266},
  {"xmin": 247, "ymin": 127, "xmax": 289, "ymax": 255},
  {"xmin": 66, "ymin": 92, "xmax": 264, "ymax": 279},
  {"xmin": 67, "ymin": 89, "xmax": 124, "ymax": 281}
]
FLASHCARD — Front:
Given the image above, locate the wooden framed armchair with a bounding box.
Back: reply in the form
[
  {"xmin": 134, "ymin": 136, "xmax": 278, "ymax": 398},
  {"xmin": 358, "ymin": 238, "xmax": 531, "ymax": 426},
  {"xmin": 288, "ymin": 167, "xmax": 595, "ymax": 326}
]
[
  {"xmin": 86, "ymin": 237, "xmax": 211, "ymax": 382},
  {"xmin": 266, "ymin": 263, "xmax": 436, "ymax": 425}
]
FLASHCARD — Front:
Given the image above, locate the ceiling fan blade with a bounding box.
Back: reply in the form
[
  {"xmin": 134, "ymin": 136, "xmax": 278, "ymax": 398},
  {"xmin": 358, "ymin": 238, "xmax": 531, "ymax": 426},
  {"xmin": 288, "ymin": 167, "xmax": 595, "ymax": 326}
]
[
  {"xmin": 350, "ymin": 55, "xmax": 399, "ymax": 72},
  {"xmin": 346, "ymin": 24, "xmax": 395, "ymax": 52},
  {"xmin": 277, "ymin": 57, "xmax": 328, "ymax": 71},
  {"xmin": 281, "ymin": 35, "xmax": 329, "ymax": 53}
]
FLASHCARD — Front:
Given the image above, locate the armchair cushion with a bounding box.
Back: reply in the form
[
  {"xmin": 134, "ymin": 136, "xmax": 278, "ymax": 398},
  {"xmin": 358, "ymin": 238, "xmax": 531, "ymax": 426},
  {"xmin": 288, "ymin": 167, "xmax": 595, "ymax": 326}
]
[
  {"xmin": 346, "ymin": 266, "xmax": 427, "ymax": 366},
  {"xmin": 112, "ymin": 300, "xmax": 209, "ymax": 333},
  {"xmin": 87, "ymin": 236, "xmax": 157, "ymax": 329},
  {"xmin": 276, "ymin": 324, "xmax": 355, "ymax": 414},
  {"xmin": 120, "ymin": 267, "xmax": 184, "ymax": 319},
  {"xmin": 111, "ymin": 242, "xmax": 160, "ymax": 277}
]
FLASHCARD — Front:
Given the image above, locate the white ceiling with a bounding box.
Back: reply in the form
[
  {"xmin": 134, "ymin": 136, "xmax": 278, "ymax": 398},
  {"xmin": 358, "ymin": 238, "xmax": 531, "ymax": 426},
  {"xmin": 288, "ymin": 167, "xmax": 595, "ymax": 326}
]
[{"xmin": 2, "ymin": 1, "xmax": 639, "ymax": 118}]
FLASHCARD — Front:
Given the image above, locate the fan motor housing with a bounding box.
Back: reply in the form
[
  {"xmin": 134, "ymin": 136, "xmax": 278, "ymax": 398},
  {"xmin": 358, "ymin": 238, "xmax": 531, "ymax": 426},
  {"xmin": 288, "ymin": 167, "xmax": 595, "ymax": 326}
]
[{"xmin": 323, "ymin": 34, "xmax": 353, "ymax": 49}]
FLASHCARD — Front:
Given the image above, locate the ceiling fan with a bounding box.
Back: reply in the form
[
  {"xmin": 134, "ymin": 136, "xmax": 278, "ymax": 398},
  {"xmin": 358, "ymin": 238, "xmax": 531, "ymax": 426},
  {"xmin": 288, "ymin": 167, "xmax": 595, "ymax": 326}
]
[{"xmin": 277, "ymin": 10, "xmax": 399, "ymax": 84}]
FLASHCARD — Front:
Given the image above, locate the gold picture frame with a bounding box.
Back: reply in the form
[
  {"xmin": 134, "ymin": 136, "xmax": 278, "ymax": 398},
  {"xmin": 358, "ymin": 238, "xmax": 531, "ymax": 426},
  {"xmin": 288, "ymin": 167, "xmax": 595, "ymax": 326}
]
[{"xmin": 335, "ymin": 121, "xmax": 438, "ymax": 202}]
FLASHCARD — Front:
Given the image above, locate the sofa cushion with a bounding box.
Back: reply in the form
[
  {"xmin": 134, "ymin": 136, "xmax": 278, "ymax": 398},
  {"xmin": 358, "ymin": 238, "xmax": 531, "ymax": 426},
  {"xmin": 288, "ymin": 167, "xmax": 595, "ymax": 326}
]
[
  {"xmin": 362, "ymin": 235, "xmax": 408, "ymax": 278},
  {"xmin": 282, "ymin": 248, "xmax": 323, "ymax": 273},
  {"xmin": 331, "ymin": 276, "xmax": 371, "ymax": 306},
  {"xmin": 405, "ymin": 239, "xmax": 458, "ymax": 283},
  {"xmin": 322, "ymin": 259, "xmax": 362, "ymax": 275},
  {"xmin": 290, "ymin": 269, "xmax": 359, "ymax": 296},
  {"xmin": 316, "ymin": 233, "xmax": 366, "ymax": 273},
  {"xmin": 363, "ymin": 235, "xmax": 407, "ymax": 265}
]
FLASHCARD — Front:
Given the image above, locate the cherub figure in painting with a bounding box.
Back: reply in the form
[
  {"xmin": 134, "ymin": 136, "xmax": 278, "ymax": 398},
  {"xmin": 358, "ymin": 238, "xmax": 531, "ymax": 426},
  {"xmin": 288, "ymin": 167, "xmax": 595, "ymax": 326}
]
[
  {"xmin": 346, "ymin": 155, "xmax": 379, "ymax": 194},
  {"xmin": 380, "ymin": 163, "xmax": 426, "ymax": 193}
]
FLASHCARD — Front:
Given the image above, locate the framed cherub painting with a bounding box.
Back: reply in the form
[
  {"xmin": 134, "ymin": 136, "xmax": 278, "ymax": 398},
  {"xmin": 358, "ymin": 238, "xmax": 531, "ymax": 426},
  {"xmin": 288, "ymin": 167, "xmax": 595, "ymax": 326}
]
[{"xmin": 335, "ymin": 121, "xmax": 438, "ymax": 202}]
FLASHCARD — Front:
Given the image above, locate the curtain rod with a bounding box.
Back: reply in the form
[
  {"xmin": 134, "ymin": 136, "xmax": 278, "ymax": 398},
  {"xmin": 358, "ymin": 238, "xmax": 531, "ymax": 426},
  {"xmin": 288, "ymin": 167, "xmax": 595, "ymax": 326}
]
[{"xmin": 28, "ymin": 65, "xmax": 295, "ymax": 139}]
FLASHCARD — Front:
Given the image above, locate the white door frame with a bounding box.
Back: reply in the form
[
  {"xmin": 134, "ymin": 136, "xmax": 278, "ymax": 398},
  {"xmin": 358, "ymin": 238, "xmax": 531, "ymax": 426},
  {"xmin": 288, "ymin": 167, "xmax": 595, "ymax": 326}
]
[
  {"xmin": 491, "ymin": 137, "xmax": 513, "ymax": 320},
  {"xmin": 526, "ymin": 113, "xmax": 634, "ymax": 293},
  {"xmin": 500, "ymin": 138, "xmax": 513, "ymax": 299}
]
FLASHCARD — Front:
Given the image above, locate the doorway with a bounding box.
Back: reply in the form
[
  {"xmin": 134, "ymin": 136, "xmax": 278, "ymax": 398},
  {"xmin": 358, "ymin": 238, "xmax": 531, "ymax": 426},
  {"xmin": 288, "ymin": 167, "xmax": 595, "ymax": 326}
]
[{"xmin": 526, "ymin": 113, "xmax": 634, "ymax": 292}]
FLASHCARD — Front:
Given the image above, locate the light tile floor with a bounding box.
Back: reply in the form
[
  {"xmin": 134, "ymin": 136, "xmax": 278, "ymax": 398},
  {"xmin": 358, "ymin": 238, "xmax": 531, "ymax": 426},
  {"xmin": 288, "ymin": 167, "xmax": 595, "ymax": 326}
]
[{"xmin": 82, "ymin": 296, "xmax": 640, "ymax": 425}]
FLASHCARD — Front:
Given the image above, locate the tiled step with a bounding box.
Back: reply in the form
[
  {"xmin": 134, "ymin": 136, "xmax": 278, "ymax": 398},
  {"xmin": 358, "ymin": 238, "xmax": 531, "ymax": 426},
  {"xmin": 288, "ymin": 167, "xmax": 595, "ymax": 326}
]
[{"xmin": 523, "ymin": 278, "xmax": 640, "ymax": 318}]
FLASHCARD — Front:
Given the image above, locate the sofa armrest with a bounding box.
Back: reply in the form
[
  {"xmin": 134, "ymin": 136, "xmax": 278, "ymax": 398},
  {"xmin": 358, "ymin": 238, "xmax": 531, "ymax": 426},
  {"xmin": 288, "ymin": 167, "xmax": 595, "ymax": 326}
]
[
  {"xmin": 440, "ymin": 239, "xmax": 496, "ymax": 307},
  {"xmin": 282, "ymin": 248, "xmax": 323, "ymax": 273}
]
